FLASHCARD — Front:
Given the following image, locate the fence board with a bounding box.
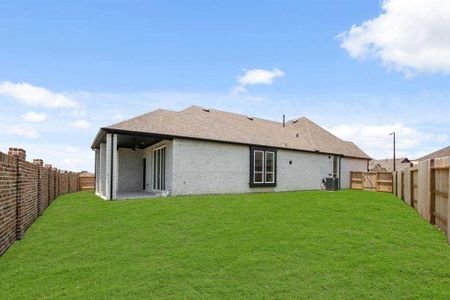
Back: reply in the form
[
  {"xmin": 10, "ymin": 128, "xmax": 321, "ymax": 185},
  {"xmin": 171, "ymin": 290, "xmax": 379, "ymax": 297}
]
[
  {"xmin": 432, "ymin": 157, "xmax": 449, "ymax": 233},
  {"xmin": 364, "ymin": 172, "xmax": 377, "ymax": 191},
  {"xmin": 418, "ymin": 160, "xmax": 430, "ymax": 221},
  {"xmin": 350, "ymin": 171, "xmax": 392, "ymax": 192},
  {"xmin": 79, "ymin": 174, "xmax": 95, "ymax": 190},
  {"xmin": 403, "ymin": 169, "xmax": 411, "ymax": 206},
  {"xmin": 411, "ymin": 169, "xmax": 418, "ymax": 208},
  {"xmin": 377, "ymin": 172, "xmax": 393, "ymax": 193},
  {"xmin": 391, "ymin": 156, "xmax": 449, "ymax": 244}
]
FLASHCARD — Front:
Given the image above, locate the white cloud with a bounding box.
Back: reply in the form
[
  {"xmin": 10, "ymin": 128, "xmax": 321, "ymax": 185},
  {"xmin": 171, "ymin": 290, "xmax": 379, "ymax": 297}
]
[
  {"xmin": 0, "ymin": 143, "xmax": 93, "ymax": 172},
  {"xmin": 230, "ymin": 85, "xmax": 248, "ymax": 96},
  {"xmin": 338, "ymin": 0, "xmax": 450, "ymax": 75},
  {"xmin": 21, "ymin": 112, "xmax": 47, "ymax": 123},
  {"xmin": 5, "ymin": 127, "xmax": 40, "ymax": 138},
  {"xmin": 70, "ymin": 120, "xmax": 90, "ymax": 129},
  {"xmin": 231, "ymin": 68, "xmax": 285, "ymax": 95},
  {"xmin": 237, "ymin": 68, "xmax": 285, "ymax": 86},
  {"xmin": 327, "ymin": 123, "xmax": 448, "ymax": 159},
  {"xmin": 0, "ymin": 81, "xmax": 79, "ymax": 108}
]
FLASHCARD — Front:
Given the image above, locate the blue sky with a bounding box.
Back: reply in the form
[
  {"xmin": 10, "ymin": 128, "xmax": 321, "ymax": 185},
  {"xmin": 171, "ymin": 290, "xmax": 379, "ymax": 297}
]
[{"xmin": 1, "ymin": 0, "xmax": 449, "ymax": 171}]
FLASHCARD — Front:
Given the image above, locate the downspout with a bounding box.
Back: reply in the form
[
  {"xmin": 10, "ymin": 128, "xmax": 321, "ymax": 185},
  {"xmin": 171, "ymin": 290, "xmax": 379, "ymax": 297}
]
[{"xmin": 338, "ymin": 155, "xmax": 342, "ymax": 190}]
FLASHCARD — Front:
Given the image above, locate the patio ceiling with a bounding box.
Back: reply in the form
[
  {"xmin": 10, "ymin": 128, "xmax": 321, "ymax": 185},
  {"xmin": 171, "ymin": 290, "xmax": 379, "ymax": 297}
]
[
  {"xmin": 116, "ymin": 134, "xmax": 163, "ymax": 149},
  {"xmin": 91, "ymin": 130, "xmax": 167, "ymax": 150}
]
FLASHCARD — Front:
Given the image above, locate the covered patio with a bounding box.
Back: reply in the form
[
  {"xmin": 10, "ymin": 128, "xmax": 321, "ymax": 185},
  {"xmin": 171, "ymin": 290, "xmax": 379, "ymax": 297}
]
[{"xmin": 92, "ymin": 130, "xmax": 172, "ymax": 200}]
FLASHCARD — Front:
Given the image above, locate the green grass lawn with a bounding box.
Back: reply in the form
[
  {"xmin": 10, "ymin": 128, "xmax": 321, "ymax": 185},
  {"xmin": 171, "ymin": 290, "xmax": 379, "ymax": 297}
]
[{"xmin": 1, "ymin": 190, "xmax": 449, "ymax": 299}]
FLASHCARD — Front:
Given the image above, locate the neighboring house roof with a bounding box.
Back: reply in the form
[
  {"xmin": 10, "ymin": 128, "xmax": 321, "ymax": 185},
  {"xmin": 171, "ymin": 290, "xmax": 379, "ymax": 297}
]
[
  {"xmin": 369, "ymin": 158, "xmax": 412, "ymax": 172},
  {"xmin": 416, "ymin": 146, "xmax": 450, "ymax": 161},
  {"xmin": 93, "ymin": 105, "xmax": 370, "ymax": 159}
]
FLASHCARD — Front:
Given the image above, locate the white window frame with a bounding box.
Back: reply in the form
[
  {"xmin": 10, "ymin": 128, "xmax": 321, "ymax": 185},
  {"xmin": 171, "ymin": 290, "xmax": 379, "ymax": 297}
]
[
  {"xmin": 152, "ymin": 145, "xmax": 166, "ymax": 191},
  {"xmin": 253, "ymin": 150, "xmax": 264, "ymax": 184},
  {"xmin": 265, "ymin": 151, "xmax": 275, "ymax": 183},
  {"xmin": 251, "ymin": 149, "xmax": 276, "ymax": 185}
]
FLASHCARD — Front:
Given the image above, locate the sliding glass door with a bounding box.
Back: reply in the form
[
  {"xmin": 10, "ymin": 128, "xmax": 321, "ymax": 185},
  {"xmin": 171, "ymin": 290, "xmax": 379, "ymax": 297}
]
[{"xmin": 152, "ymin": 146, "xmax": 166, "ymax": 191}]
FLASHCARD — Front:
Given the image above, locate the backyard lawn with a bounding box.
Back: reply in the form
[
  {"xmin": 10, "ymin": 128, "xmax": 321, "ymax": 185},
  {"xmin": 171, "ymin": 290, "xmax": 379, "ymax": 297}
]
[{"xmin": 1, "ymin": 190, "xmax": 449, "ymax": 299}]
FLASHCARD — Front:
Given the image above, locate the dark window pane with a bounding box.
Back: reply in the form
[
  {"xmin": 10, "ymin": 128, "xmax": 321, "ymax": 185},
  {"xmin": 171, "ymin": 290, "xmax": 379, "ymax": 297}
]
[
  {"xmin": 254, "ymin": 151, "xmax": 263, "ymax": 172},
  {"xmin": 152, "ymin": 147, "xmax": 167, "ymax": 190},
  {"xmin": 153, "ymin": 151, "xmax": 156, "ymax": 189},
  {"xmin": 333, "ymin": 156, "xmax": 338, "ymax": 177},
  {"xmin": 265, "ymin": 172, "xmax": 273, "ymax": 183},
  {"xmin": 157, "ymin": 149, "xmax": 160, "ymax": 189},
  {"xmin": 265, "ymin": 152, "xmax": 274, "ymax": 173},
  {"xmin": 162, "ymin": 148, "xmax": 165, "ymax": 190},
  {"xmin": 254, "ymin": 172, "xmax": 263, "ymax": 183}
]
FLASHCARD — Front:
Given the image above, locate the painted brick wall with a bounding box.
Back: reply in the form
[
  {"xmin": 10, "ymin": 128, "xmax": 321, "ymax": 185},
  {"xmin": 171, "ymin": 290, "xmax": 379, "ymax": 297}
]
[
  {"xmin": 0, "ymin": 152, "xmax": 18, "ymax": 255},
  {"xmin": 0, "ymin": 149, "xmax": 83, "ymax": 256}
]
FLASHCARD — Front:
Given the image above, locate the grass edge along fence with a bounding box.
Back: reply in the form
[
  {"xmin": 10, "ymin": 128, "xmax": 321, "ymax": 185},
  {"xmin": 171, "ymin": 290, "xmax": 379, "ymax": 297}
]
[
  {"xmin": 0, "ymin": 148, "xmax": 94, "ymax": 256},
  {"xmin": 351, "ymin": 157, "xmax": 449, "ymax": 244},
  {"xmin": 392, "ymin": 156, "xmax": 449, "ymax": 244}
]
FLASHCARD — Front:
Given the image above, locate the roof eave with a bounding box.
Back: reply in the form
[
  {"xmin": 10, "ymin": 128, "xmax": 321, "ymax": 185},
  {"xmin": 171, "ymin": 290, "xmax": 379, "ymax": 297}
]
[
  {"xmin": 96, "ymin": 127, "xmax": 370, "ymax": 160},
  {"xmin": 90, "ymin": 128, "xmax": 108, "ymax": 149}
]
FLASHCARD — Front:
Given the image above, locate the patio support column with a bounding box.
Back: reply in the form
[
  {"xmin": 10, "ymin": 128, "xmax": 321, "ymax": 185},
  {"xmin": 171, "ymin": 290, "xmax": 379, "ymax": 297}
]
[
  {"xmin": 105, "ymin": 133, "xmax": 118, "ymax": 200},
  {"xmin": 99, "ymin": 143, "xmax": 106, "ymax": 198},
  {"xmin": 94, "ymin": 149, "xmax": 100, "ymax": 194}
]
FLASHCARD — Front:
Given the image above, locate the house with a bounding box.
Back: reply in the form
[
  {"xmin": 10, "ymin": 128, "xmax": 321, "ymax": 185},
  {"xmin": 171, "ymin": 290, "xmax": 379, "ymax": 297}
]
[
  {"xmin": 91, "ymin": 106, "xmax": 370, "ymax": 199},
  {"xmin": 416, "ymin": 146, "xmax": 450, "ymax": 161},
  {"xmin": 369, "ymin": 157, "xmax": 412, "ymax": 172}
]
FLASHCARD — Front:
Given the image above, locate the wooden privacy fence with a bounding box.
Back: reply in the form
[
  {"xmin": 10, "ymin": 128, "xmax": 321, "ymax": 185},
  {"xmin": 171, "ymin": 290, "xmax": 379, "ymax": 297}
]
[
  {"xmin": 393, "ymin": 157, "xmax": 449, "ymax": 243},
  {"xmin": 79, "ymin": 173, "xmax": 95, "ymax": 190},
  {"xmin": 350, "ymin": 171, "xmax": 393, "ymax": 192}
]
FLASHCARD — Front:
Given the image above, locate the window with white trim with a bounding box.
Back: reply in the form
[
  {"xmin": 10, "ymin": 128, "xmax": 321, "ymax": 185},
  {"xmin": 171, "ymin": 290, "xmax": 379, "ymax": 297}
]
[
  {"xmin": 254, "ymin": 150, "xmax": 264, "ymax": 183},
  {"xmin": 265, "ymin": 151, "xmax": 275, "ymax": 183},
  {"xmin": 250, "ymin": 147, "xmax": 277, "ymax": 187}
]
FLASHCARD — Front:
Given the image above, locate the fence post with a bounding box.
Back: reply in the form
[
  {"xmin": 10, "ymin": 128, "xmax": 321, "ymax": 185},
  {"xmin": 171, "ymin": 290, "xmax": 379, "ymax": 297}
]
[
  {"xmin": 429, "ymin": 159, "xmax": 436, "ymax": 225},
  {"xmin": 392, "ymin": 172, "xmax": 395, "ymax": 195},
  {"xmin": 33, "ymin": 159, "xmax": 42, "ymax": 216},
  {"xmin": 375, "ymin": 172, "xmax": 379, "ymax": 192},
  {"xmin": 410, "ymin": 168, "xmax": 414, "ymax": 208},
  {"xmin": 448, "ymin": 162, "xmax": 450, "ymax": 244},
  {"xmin": 396, "ymin": 172, "xmax": 398, "ymax": 195},
  {"xmin": 401, "ymin": 171, "xmax": 404, "ymax": 200}
]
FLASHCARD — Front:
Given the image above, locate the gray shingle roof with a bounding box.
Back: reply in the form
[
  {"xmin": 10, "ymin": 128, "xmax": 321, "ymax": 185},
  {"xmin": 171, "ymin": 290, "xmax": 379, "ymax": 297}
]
[
  {"xmin": 417, "ymin": 146, "xmax": 450, "ymax": 161},
  {"xmin": 100, "ymin": 105, "xmax": 370, "ymax": 159},
  {"xmin": 369, "ymin": 158, "xmax": 411, "ymax": 171}
]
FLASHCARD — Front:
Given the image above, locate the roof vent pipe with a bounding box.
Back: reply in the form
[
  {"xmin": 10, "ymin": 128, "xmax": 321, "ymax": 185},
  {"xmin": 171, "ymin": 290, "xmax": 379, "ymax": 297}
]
[{"xmin": 283, "ymin": 115, "xmax": 285, "ymax": 127}]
